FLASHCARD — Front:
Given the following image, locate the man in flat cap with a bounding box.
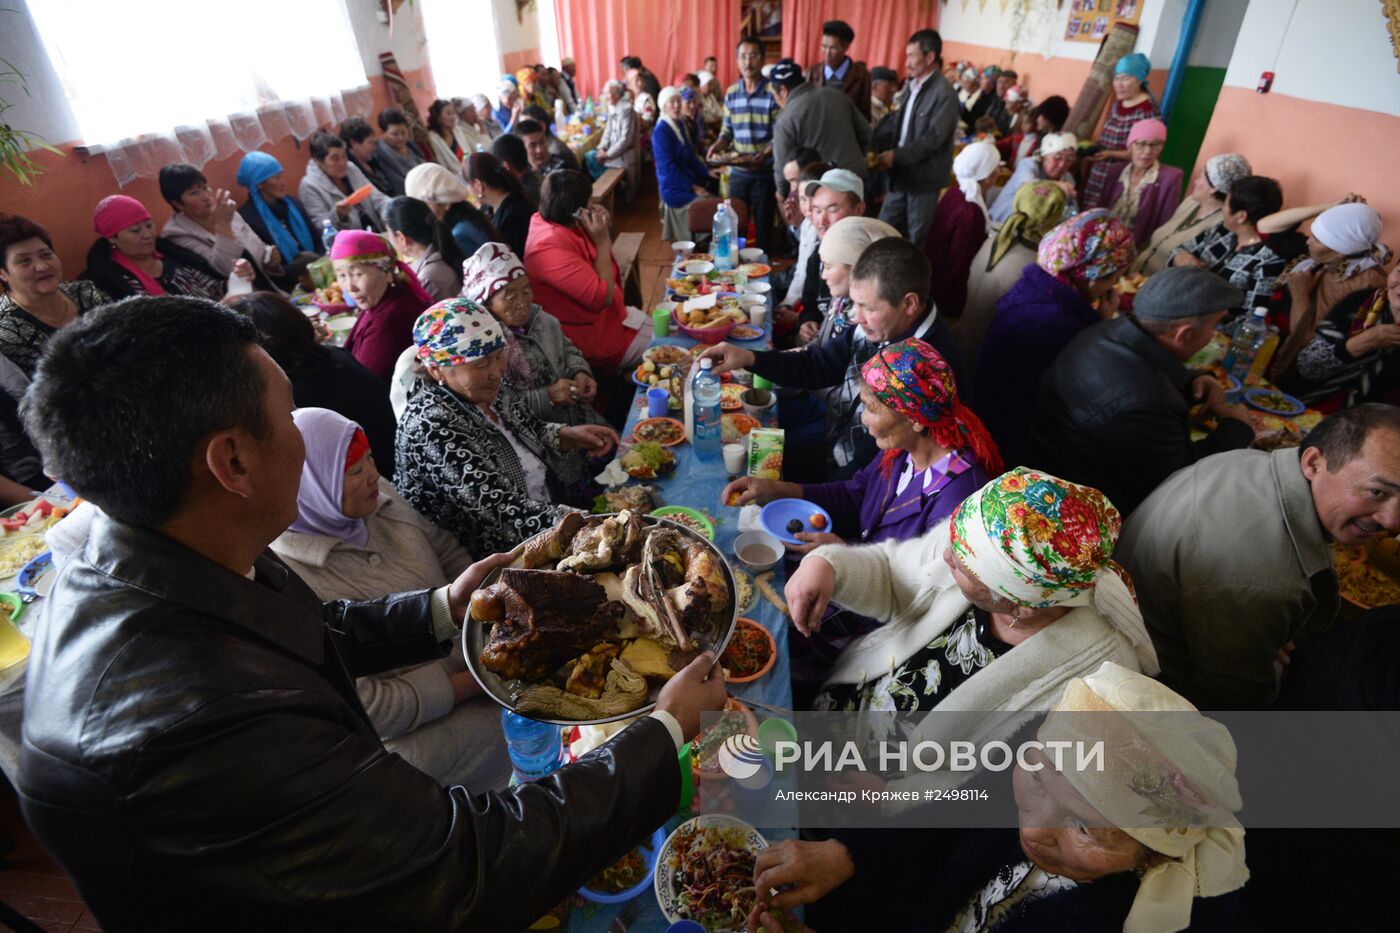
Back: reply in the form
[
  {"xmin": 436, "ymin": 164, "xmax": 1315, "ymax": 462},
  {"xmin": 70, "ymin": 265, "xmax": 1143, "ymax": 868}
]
[
  {"xmin": 1028, "ymin": 266, "xmax": 1256, "ymax": 514},
  {"xmin": 869, "ymin": 66, "xmax": 899, "ymax": 123}
]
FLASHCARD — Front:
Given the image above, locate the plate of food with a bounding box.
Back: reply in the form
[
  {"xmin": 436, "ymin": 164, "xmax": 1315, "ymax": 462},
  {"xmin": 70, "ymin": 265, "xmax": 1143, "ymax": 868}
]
[
  {"xmin": 0, "ymin": 498, "xmax": 70, "ymax": 538},
  {"xmin": 644, "ymin": 344, "xmax": 691, "ymax": 367},
  {"xmin": 655, "ymin": 814, "xmax": 768, "ymax": 931},
  {"xmin": 667, "ymin": 276, "xmax": 707, "ymax": 298},
  {"xmin": 760, "ymin": 498, "xmax": 832, "ymax": 546},
  {"xmin": 1243, "ymin": 387, "xmax": 1306, "ymax": 417},
  {"xmin": 633, "ymin": 417, "xmax": 687, "ymax": 447},
  {"xmin": 17, "ymin": 550, "xmax": 53, "ymax": 598},
  {"xmin": 0, "ymin": 534, "xmax": 49, "ymax": 581},
  {"xmin": 592, "ymin": 485, "xmax": 658, "ymax": 514},
  {"xmin": 720, "ymin": 618, "xmax": 776, "ymax": 684},
  {"xmin": 721, "ymin": 413, "xmax": 759, "ymax": 444},
  {"xmin": 1333, "ymin": 544, "xmax": 1400, "ymax": 610},
  {"xmin": 464, "ymin": 511, "xmax": 740, "ymax": 725},
  {"xmin": 674, "ymin": 304, "xmax": 745, "ymax": 342},
  {"xmin": 690, "ymin": 698, "xmax": 759, "ymax": 783},
  {"xmin": 621, "ymin": 441, "xmax": 678, "ymax": 480},
  {"xmin": 738, "ymin": 262, "xmax": 771, "ymax": 279},
  {"xmin": 580, "ymin": 827, "xmax": 667, "ymax": 904},
  {"xmin": 634, "ymin": 359, "xmax": 683, "ymax": 389},
  {"xmin": 728, "ymin": 323, "xmax": 765, "ymax": 342},
  {"xmin": 719, "ymin": 384, "xmax": 745, "ymax": 411},
  {"xmin": 650, "ymin": 506, "xmax": 714, "ymax": 540}
]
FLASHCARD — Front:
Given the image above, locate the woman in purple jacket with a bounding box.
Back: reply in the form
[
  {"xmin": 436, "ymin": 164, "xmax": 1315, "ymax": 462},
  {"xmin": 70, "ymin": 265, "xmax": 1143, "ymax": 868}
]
[
  {"xmin": 1097, "ymin": 119, "xmax": 1183, "ymax": 248},
  {"xmin": 722, "ymin": 339, "xmax": 1001, "ymax": 551}
]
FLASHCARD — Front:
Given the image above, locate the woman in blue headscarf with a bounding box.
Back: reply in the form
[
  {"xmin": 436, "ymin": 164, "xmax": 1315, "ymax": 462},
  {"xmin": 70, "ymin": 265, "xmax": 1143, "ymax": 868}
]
[
  {"xmin": 1082, "ymin": 52, "xmax": 1160, "ymax": 210},
  {"xmin": 235, "ymin": 151, "xmax": 320, "ymax": 263}
]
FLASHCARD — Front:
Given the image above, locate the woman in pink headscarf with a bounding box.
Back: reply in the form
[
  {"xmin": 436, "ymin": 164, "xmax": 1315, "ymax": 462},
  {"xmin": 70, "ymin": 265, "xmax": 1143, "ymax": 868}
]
[
  {"xmin": 81, "ymin": 195, "xmax": 225, "ymax": 301},
  {"xmin": 1096, "ymin": 119, "xmax": 1182, "ymax": 248},
  {"xmin": 330, "ymin": 229, "xmax": 434, "ymax": 381}
]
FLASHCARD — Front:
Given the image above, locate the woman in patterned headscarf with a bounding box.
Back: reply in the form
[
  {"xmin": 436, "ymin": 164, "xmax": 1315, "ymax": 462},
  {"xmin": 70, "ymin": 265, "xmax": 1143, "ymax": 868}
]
[
  {"xmin": 788, "ymin": 466, "xmax": 1156, "ymax": 716},
  {"xmin": 394, "ymin": 297, "xmax": 619, "ymax": 555},
  {"xmin": 724, "ymin": 339, "xmax": 1000, "ymax": 552},
  {"xmin": 329, "ymin": 229, "xmax": 435, "ymax": 381},
  {"xmin": 972, "ymin": 209, "xmax": 1135, "ymax": 465}
]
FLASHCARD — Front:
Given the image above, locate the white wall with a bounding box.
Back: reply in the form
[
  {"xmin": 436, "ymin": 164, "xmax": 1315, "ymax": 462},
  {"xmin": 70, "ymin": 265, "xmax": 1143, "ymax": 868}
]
[
  {"xmin": 496, "ymin": 0, "xmax": 542, "ymax": 55},
  {"xmin": 343, "ymin": 0, "xmax": 431, "ymax": 75},
  {"xmin": 937, "ymin": 0, "xmax": 1180, "ymax": 64},
  {"xmin": 1222, "ymin": 0, "xmax": 1400, "ymax": 115}
]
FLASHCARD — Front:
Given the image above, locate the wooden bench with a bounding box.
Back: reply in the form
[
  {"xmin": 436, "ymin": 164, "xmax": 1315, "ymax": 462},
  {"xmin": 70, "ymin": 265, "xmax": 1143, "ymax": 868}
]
[
  {"xmin": 591, "ymin": 168, "xmax": 625, "ymax": 216},
  {"xmin": 612, "ymin": 231, "xmax": 646, "ymax": 308}
]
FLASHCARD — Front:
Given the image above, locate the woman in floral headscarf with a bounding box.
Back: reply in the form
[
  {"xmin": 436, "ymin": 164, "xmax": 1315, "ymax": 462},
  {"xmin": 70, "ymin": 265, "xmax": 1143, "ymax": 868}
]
[
  {"xmin": 723, "ymin": 339, "xmax": 999, "ymax": 552},
  {"xmin": 395, "ymin": 298, "xmax": 618, "ymax": 555},
  {"xmin": 330, "ymin": 229, "xmax": 435, "ymax": 381},
  {"xmin": 786, "ymin": 466, "xmax": 1156, "ymax": 716},
  {"xmin": 973, "ymin": 209, "xmax": 1135, "ymax": 465}
]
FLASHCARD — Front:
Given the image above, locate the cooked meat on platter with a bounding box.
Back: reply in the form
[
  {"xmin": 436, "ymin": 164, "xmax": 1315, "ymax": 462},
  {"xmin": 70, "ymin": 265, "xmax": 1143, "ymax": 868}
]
[
  {"xmin": 473, "ymin": 569, "xmax": 624, "ymax": 681},
  {"xmin": 557, "ymin": 509, "xmax": 646, "ymax": 572}
]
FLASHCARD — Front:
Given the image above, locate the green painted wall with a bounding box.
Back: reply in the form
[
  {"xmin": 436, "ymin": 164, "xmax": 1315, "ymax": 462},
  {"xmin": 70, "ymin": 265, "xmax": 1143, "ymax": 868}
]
[{"xmin": 1163, "ymin": 66, "xmax": 1228, "ymax": 192}]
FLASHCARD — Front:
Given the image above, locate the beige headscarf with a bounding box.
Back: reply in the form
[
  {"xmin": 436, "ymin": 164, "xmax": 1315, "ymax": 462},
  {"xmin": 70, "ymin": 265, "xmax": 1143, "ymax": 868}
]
[
  {"xmin": 817, "ymin": 216, "xmax": 901, "ymax": 269},
  {"xmin": 1038, "ymin": 662, "xmax": 1249, "ymax": 933}
]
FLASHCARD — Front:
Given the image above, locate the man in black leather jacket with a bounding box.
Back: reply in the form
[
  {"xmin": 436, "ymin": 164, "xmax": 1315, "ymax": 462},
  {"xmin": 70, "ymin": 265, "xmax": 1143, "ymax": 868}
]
[
  {"xmin": 15, "ymin": 296, "xmax": 726, "ymax": 931},
  {"xmin": 1028, "ymin": 266, "xmax": 1256, "ymax": 515}
]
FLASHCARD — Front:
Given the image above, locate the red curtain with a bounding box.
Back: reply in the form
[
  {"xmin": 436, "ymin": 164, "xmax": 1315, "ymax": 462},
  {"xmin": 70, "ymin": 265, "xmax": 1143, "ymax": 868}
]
[
  {"xmin": 553, "ymin": 0, "xmax": 742, "ymax": 100},
  {"xmin": 780, "ymin": 0, "xmax": 940, "ymax": 77}
]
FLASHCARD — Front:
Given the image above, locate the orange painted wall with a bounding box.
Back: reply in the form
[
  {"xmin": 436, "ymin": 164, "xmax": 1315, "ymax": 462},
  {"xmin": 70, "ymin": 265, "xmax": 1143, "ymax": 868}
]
[
  {"xmin": 0, "ymin": 67, "xmax": 438, "ymax": 278},
  {"xmin": 1193, "ymin": 86, "xmax": 1400, "ymax": 245},
  {"xmin": 503, "ymin": 49, "xmax": 544, "ymax": 74}
]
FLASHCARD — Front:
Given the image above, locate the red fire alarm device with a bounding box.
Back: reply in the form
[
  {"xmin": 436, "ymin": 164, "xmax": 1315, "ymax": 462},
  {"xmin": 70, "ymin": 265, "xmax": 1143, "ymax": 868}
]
[{"xmin": 1257, "ymin": 71, "xmax": 1274, "ymax": 94}]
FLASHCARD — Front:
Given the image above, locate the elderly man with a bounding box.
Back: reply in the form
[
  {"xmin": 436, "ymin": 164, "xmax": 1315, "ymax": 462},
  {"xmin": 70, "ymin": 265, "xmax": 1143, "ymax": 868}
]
[
  {"xmin": 702, "ymin": 238, "xmax": 964, "ymax": 480},
  {"xmin": 803, "ymin": 19, "xmax": 872, "ymax": 121},
  {"xmin": 782, "ymin": 169, "xmax": 865, "ymax": 343},
  {"xmin": 769, "ymin": 59, "xmax": 870, "ymax": 198},
  {"xmin": 1117, "ymin": 403, "xmax": 1400, "ymax": 710},
  {"xmin": 709, "ymin": 35, "xmax": 781, "ymax": 253},
  {"xmin": 1029, "ymin": 267, "xmax": 1256, "ymax": 515},
  {"xmin": 16, "ymin": 297, "xmax": 726, "ymax": 928},
  {"xmin": 874, "ymin": 29, "xmax": 959, "ymax": 248},
  {"xmin": 559, "ymin": 56, "xmax": 579, "ymax": 103},
  {"xmin": 987, "ymin": 131, "xmax": 1078, "ymax": 224},
  {"xmin": 869, "ymin": 66, "xmax": 899, "ymax": 123}
]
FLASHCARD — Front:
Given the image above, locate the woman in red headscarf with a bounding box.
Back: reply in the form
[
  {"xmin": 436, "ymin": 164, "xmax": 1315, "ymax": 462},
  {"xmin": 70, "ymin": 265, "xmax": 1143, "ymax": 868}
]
[
  {"xmin": 81, "ymin": 195, "xmax": 225, "ymax": 301},
  {"xmin": 330, "ymin": 229, "xmax": 434, "ymax": 381},
  {"xmin": 722, "ymin": 339, "xmax": 1001, "ymax": 553}
]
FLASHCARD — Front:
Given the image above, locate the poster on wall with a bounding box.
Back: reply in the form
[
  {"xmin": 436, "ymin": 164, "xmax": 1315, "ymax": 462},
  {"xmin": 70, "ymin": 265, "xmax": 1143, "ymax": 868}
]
[{"xmin": 1064, "ymin": 0, "xmax": 1145, "ymax": 42}]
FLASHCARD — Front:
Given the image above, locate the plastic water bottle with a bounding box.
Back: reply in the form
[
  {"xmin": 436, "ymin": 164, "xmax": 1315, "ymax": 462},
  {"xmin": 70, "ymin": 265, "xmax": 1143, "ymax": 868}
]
[
  {"xmin": 712, "ymin": 202, "xmax": 734, "ymax": 271},
  {"xmin": 321, "ymin": 219, "xmax": 338, "ymax": 254},
  {"xmin": 1220, "ymin": 307, "xmax": 1271, "ymax": 383},
  {"xmin": 501, "ymin": 710, "xmax": 563, "ymax": 782},
  {"xmin": 554, "ymin": 98, "xmax": 567, "ymax": 130},
  {"xmin": 225, "ymin": 269, "xmax": 253, "ymax": 297},
  {"xmin": 691, "ymin": 357, "xmax": 722, "ymax": 460},
  {"xmin": 724, "ymin": 200, "xmax": 741, "ymax": 269}
]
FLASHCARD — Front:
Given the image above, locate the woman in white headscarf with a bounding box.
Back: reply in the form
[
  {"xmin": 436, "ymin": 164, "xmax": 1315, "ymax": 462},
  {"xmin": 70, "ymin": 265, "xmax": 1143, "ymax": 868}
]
[
  {"xmin": 1266, "ymin": 199, "xmax": 1392, "ymax": 380},
  {"xmin": 923, "ymin": 139, "xmax": 1001, "ymax": 319},
  {"xmin": 695, "ymin": 69, "xmax": 725, "ymax": 137},
  {"xmin": 749, "ymin": 662, "xmax": 1249, "ymax": 933},
  {"xmin": 652, "ymin": 86, "xmax": 715, "ymax": 241}
]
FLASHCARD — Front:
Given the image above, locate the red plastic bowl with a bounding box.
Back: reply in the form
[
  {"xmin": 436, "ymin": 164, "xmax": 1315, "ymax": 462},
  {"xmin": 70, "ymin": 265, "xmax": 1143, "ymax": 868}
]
[{"xmin": 672, "ymin": 308, "xmax": 736, "ymax": 343}]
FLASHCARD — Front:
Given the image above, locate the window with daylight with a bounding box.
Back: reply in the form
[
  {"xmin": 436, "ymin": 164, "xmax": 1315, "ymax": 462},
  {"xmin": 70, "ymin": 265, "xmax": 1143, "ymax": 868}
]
[{"xmin": 418, "ymin": 0, "xmax": 506, "ymax": 102}]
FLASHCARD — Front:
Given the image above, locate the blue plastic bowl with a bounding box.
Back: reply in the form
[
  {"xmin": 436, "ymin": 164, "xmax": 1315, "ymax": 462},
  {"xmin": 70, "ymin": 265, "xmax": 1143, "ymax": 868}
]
[
  {"xmin": 578, "ymin": 826, "xmax": 667, "ymax": 904},
  {"xmin": 760, "ymin": 498, "xmax": 833, "ymax": 546}
]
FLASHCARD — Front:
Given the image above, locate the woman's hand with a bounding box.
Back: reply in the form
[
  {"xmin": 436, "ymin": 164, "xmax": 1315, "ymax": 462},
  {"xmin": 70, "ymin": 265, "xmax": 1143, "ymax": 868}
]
[
  {"xmin": 559, "ymin": 423, "xmax": 619, "ymax": 454},
  {"xmin": 720, "ymin": 476, "xmax": 794, "ymax": 508},
  {"xmin": 749, "ymin": 839, "xmax": 855, "ymax": 916},
  {"xmin": 546, "ymin": 378, "xmax": 577, "ymax": 406},
  {"xmin": 211, "ymin": 188, "xmax": 239, "ymax": 229},
  {"xmin": 1346, "ymin": 323, "xmax": 1400, "ymax": 357},
  {"xmin": 797, "ymin": 321, "xmax": 820, "ymax": 345},
  {"xmin": 1172, "ymin": 252, "xmax": 1206, "ymax": 269},
  {"xmin": 786, "ymin": 531, "xmax": 843, "ymax": 555},
  {"xmin": 572, "ymin": 372, "xmax": 598, "ymax": 402},
  {"xmin": 578, "ymin": 205, "xmax": 612, "ymax": 245},
  {"xmin": 445, "ymin": 551, "xmax": 518, "ymax": 622},
  {"xmin": 232, "ymin": 258, "xmax": 256, "ymax": 282},
  {"xmin": 333, "ymin": 200, "xmax": 352, "ymax": 219},
  {"xmin": 785, "ymin": 555, "xmax": 835, "ymax": 637}
]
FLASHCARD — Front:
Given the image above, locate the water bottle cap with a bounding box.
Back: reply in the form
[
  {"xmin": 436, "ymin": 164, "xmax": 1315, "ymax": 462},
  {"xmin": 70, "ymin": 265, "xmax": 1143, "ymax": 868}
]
[
  {"xmin": 1253, "ymin": 307, "xmax": 1268, "ymax": 317},
  {"xmin": 700, "ymin": 357, "xmax": 713, "ymax": 369}
]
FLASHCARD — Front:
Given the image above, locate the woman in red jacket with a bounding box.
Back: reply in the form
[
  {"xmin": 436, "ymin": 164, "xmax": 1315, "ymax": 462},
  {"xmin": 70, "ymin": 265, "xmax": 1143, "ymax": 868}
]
[{"xmin": 523, "ymin": 171, "xmax": 651, "ymax": 371}]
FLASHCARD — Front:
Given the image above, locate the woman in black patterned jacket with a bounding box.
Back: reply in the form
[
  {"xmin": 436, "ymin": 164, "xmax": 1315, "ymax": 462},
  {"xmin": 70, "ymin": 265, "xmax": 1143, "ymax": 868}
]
[{"xmin": 394, "ymin": 297, "xmax": 618, "ymax": 555}]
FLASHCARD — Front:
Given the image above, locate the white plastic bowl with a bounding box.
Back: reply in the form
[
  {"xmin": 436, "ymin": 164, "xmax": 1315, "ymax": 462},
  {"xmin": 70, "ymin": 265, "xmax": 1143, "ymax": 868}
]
[
  {"xmin": 740, "ymin": 281, "xmax": 772, "ymax": 295},
  {"xmin": 739, "ymin": 247, "xmax": 764, "ymax": 263},
  {"xmin": 682, "ymin": 259, "xmax": 715, "ymax": 275},
  {"xmin": 671, "ymin": 239, "xmax": 696, "ymax": 256},
  {"xmin": 734, "ymin": 530, "xmax": 783, "ymax": 571}
]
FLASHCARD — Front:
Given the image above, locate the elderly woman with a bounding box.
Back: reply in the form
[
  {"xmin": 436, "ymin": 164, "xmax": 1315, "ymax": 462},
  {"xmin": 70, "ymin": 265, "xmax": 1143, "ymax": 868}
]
[
  {"xmin": 371, "ymin": 108, "xmax": 426, "ymax": 198},
  {"xmin": 425, "ymin": 99, "xmax": 465, "ymax": 170},
  {"xmin": 235, "ymin": 151, "xmax": 320, "ymax": 263},
  {"xmin": 403, "ymin": 163, "xmax": 499, "ymax": 264},
  {"xmin": 805, "ymin": 214, "xmax": 898, "ymax": 348},
  {"xmin": 300, "ymin": 131, "xmax": 391, "ymax": 235},
  {"xmin": 451, "ymin": 97, "xmax": 491, "ymax": 156},
  {"xmin": 787, "ymin": 467, "xmax": 1156, "ymax": 714},
  {"xmin": 988, "ymin": 131, "xmax": 1077, "ymax": 225},
  {"xmin": 755, "ymin": 662, "xmax": 1246, "ymax": 933},
  {"xmin": 465, "ymin": 152, "xmax": 535, "ymax": 259},
  {"xmin": 725, "ymin": 339, "xmax": 1000, "ymax": 552},
  {"xmin": 159, "ymin": 164, "xmax": 285, "ymax": 292},
  {"xmin": 924, "ymin": 140, "xmax": 1000, "ymax": 321},
  {"xmin": 594, "ymin": 79, "xmax": 639, "ymax": 185},
  {"xmin": 973, "ymin": 210, "xmax": 1135, "ymax": 464},
  {"xmin": 330, "ymin": 230, "xmax": 434, "ymax": 381},
  {"xmin": 1268, "ymin": 200, "xmax": 1392, "ymax": 381},
  {"xmin": 1082, "ymin": 53, "xmax": 1160, "ymax": 210},
  {"xmin": 1171, "ymin": 175, "xmax": 1286, "ymax": 312},
  {"xmin": 524, "ymin": 170, "xmax": 651, "ymax": 371},
  {"xmin": 270, "ymin": 407, "xmax": 508, "ymax": 790},
  {"xmin": 957, "ymin": 181, "xmax": 1069, "ymax": 365},
  {"xmin": 384, "ymin": 197, "xmax": 462, "ymax": 302},
  {"xmin": 225, "ymin": 292, "xmax": 396, "ymax": 476},
  {"xmin": 82, "ymin": 195, "xmax": 224, "ymax": 302},
  {"xmin": 1132, "ymin": 152, "xmax": 1252, "ymax": 275},
  {"xmin": 1097, "ymin": 120, "xmax": 1182, "ymax": 248},
  {"xmin": 467, "ymin": 93, "xmax": 503, "ymax": 141},
  {"xmin": 653, "ymin": 86, "xmax": 715, "ymax": 241},
  {"xmin": 395, "ymin": 298, "xmax": 618, "ymax": 555}
]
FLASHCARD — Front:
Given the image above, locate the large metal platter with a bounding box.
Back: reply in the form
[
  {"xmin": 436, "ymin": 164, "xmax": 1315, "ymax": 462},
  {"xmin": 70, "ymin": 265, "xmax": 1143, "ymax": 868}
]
[{"xmin": 462, "ymin": 513, "xmax": 740, "ymax": 725}]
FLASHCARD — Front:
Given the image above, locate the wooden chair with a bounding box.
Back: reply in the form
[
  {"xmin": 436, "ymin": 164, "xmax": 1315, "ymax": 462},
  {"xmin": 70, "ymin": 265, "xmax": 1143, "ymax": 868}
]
[
  {"xmin": 612, "ymin": 232, "xmax": 646, "ymax": 308},
  {"xmin": 686, "ymin": 198, "xmax": 750, "ymax": 246}
]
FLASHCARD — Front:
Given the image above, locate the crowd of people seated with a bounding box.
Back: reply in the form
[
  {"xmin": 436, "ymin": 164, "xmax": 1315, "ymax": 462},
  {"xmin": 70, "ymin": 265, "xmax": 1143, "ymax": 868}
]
[{"xmin": 2, "ymin": 20, "xmax": 1398, "ymax": 933}]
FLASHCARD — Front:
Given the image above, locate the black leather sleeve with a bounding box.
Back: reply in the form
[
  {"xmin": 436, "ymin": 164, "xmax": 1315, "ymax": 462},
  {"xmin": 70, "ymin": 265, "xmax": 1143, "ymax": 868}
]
[{"xmin": 321, "ymin": 589, "xmax": 446, "ymax": 677}]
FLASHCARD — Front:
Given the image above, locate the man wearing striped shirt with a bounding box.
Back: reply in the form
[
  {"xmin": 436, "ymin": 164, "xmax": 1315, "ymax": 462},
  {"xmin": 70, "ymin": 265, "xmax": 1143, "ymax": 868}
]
[{"xmin": 708, "ymin": 35, "xmax": 779, "ymax": 253}]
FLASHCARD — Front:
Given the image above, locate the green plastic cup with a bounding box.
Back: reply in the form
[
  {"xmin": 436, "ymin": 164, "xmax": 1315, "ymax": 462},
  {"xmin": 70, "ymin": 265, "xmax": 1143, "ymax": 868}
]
[
  {"xmin": 758, "ymin": 717, "xmax": 798, "ymax": 762},
  {"xmin": 677, "ymin": 742, "xmax": 696, "ymax": 815},
  {"xmin": 752, "ymin": 374, "xmax": 773, "ymax": 390},
  {"xmin": 653, "ymin": 306, "xmax": 671, "ymax": 337}
]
